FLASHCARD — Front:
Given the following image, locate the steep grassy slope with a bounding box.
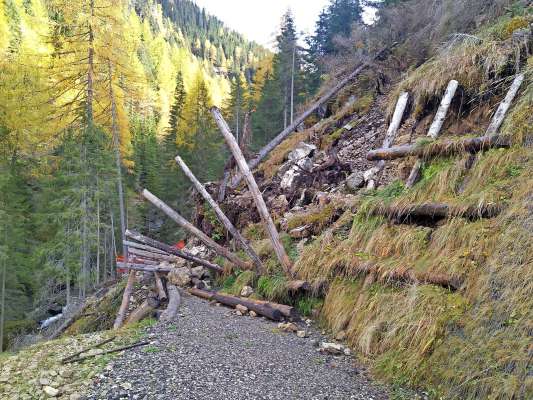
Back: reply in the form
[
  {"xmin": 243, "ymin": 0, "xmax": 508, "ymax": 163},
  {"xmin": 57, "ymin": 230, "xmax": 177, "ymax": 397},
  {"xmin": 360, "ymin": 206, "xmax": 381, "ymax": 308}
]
[{"xmin": 220, "ymin": 10, "xmax": 532, "ymax": 399}]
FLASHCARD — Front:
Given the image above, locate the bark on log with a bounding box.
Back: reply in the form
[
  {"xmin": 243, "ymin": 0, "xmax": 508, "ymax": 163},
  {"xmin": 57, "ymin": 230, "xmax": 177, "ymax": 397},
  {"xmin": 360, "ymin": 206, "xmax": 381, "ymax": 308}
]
[
  {"xmin": 406, "ymin": 80, "xmax": 458, "ymax": 188},
  {"xmin": 176, "ymin": 156, "xmax": 264, "ymax": 273},
  {"xmin": 229, "ymin": 45, "xmax": 396, "ymax": 189},
  {"xmin": 154, "ymin": 272, "xmax": 167, "ymax": 301},
  {"xmin": 125, "ymin": 230, "xmax": 224, "ymax": 273},
  {"xmin": 212, "ymin": 108, "xmax": 294, "ymax": 277},
  {"xmin": 61, "ymin": 336, "xmax": 116, "ymax": 364},
  {"xmin": 373, "ymin": 91, "xmax": 409, "ymax": 185},
  {"xmin": 371, "ymin": 202, "xmax": 503, "ymax": 222},
  {"xmin": 129, "ymin": 247, "xmax": 179, "ymax": 263},
  {"xmin": 126, "ymin": 296, "xmax": 160, "ymax": 325},
  {"xmin": 486, "ymin": 73, "xmax": 525, "ymax": 136},
  {"xmin": 160, "ymin": 285, "xmax": 181, "ymax": 322},
  {"xmin": 189, "ymin": 288, "xmax": 283, "ymax": 321},
  {"xmin": 367, "ymin": 134, "xmax": 513, "ymax": 161},
  {"xmin": 123, "ymin": 240, "xmax": 169, "ymax": 255},
  {"xmin": 142, "ymin": 189, "xmax": 251, "ymax": 271},
  {"xmin": 116, "ymin": 262, "xmax": 172, "ymax": 273},
  {"xmin": 113, "ymin": 271, "xmax": 137, "ymax": 330},
  {"xmin": 237, "ymin": 297, "xmax": 299, "ymax": 320}
]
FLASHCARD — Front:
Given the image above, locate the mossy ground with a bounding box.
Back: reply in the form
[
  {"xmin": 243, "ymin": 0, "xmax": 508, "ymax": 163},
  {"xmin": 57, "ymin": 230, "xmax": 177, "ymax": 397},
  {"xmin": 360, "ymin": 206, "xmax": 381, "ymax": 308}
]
[{"xmin": 0, "ymin": 318, "xmax": 156, "ymax": 400}]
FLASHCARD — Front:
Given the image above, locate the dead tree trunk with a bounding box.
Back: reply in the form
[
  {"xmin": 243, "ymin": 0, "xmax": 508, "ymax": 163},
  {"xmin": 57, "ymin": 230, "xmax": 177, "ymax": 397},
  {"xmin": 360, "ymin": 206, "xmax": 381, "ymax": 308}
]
[
  {"xmin": 160, "ymin": 285, "xmax": 181, "ymax": 322},
  {"xmin": 486, "ymin": 73, "xmax": 525, "ymax": 136},
  {"xmin": 128, "ymin": 247, "xmax": 179, "ymax": 263},
  {"xmin": 124, "ymin": 240, "xmax": 168, "ymax": 255},
  {"xmin": 406, "ymin": 80, "xmax": 459, "ymax": 188},
  {"xmin": 370, "ymin": 91, "xmax": 409, "ymax": 187},
  {"xmin": 229, "ymin": 45, "xmax": 396, "ymax": 189},
  {"xmin": 117, "ymin": 263, "xmax": 172, "ymax": 273},
  {"xmin": 142, "ymin": 189, "xmax": 250, "ymax": 271},
  {"xmin": 366, "ymin": 134, "xmax": 513, "ymax": 161},
  {"xmin": 175, "ymin": 156, "xmax": 264, "ymax": 273},
  {"xmin": 211, "ymin": 108, "xmax": 294, "ymax": 277},
  {"xmin": 238, "ymin": 297, "xmax": 299, "ymax": 319},
  {"xmin": 126, "ymin": 230, "xmax": 224, "ymax": 273}
]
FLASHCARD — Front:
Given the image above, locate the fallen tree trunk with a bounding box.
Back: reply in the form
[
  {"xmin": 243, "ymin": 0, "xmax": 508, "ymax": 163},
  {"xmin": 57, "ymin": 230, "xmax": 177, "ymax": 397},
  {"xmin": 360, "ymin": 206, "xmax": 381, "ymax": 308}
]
[
  {"xmin": 160, "ymin": 285, "xmax": 181, "ymax": 322},
  {"xmin": 371, "ymin": 202, "xmax": 503, "ymax": 222},
  {"xmin": 154, "ymin": 272, "xmax": 167, "ymax": 301},
  {"xmin": 126, "ymin": 230, "xmax": 223, "ymax": 273},
  {"xmin": 129, "ymin": 247, "xmax": 179, "ymax": 263},
  {"xmin": 117, "ymin": 262, "xmax": 172, "ymax": 273},
  {"xmin": 238, "ymin": 297, "xmax": 299, "ymax": 320},
  {"xmin": 353, "ymin": 263, "xmax": 461, "ymax": 290},
  {"xmin": 176, "ymin": 155, "xmax": 264, "ymax": 273},
  {"xmin": 230, "ymin": 45, "xmax": 396, "ymax": 189},
  {"xmin": 212, "ymin": 108, "xmax": 293, "ymax": 277},
  {"xmin": 126, "ymin": 295, "xmax": 160, "ymax": 325},
  {"xmin": 124, "ymin": 240, "xmax": 169, "ymax": 255},
  {"xmin": 142, "ymin": 189, "xmax": 251, "ymax": 271},
  {"xmin": 367, "ymin": 134, "xmax": 513, "ymax": 161},
  {"xmin": 188, "ymin": 288, "xmax": 283, "ymax": 321}
]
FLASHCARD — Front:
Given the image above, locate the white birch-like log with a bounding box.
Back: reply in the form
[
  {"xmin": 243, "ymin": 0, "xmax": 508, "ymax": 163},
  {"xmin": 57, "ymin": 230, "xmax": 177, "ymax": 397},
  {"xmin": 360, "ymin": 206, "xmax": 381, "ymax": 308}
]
[
  {"xmin": 175, "ymin": 155, "xmax": 264, "ymax": 274},
  {"xmin": 486, "ymin": 73, "xmax": 525, "ymax": 136},
  {"xmin": 229, "ymin": 45, "xmax": 395, "ymax": 189},
  {"xmin": 211, "ymin": 107, "xmax": 294, "ymax": 276},
  {"xmin": 371, "ymin": 91, "xmax": 409, "ymax": 187},
  {"xmin": 406, "ymin": 80, "xmax": 459, "ymax": 188},
  {"xmin": 142, "ymin": 189, "xmax": 250, "ymax": 271}
]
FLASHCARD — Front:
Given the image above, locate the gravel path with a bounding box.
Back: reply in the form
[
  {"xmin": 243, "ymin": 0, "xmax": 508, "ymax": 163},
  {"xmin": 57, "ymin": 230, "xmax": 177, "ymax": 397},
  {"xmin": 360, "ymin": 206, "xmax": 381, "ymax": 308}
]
[{"xmin": 84, "ymin": 294, "xmax": 390, "ymax": 400}]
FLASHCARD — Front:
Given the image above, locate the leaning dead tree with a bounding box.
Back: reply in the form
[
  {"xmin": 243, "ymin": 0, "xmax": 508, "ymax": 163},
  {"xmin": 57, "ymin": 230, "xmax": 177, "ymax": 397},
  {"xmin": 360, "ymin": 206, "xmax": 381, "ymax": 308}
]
[
  {"xmin": 368, "ymin": 91, "xmax": 409, "ymax": 188},
  {"xmin": 406, "ymin": 80, "xmax": 459, "ymax": 188},
  {"xmin": 212, "ymin": 107, "xmax": 294, "ymax": 277},
  {"xmin": 367, "ymin": 134, "xmax": 514, "ymax": 161},
  {"xmin": 486, "ymin": 73, "xmax": 525, "ymax": 136},
  {"xmin": 142, "ymin": 189, "xmax": 251, "ymax": 271},
  {"xmin": 175, "ymin": 155, "xmax": 264, "ymax": 274},
  {"xmin": 229, "ymin": 45, "xmax": 396, "ymax": 189}
]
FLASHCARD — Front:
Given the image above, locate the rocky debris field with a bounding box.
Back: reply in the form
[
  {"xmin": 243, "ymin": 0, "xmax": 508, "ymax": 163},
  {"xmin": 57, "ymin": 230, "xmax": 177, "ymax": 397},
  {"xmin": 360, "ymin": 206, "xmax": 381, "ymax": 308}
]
[{"xmin": 83, "ymin": 293, "xmax": 390, "ymax": 400}]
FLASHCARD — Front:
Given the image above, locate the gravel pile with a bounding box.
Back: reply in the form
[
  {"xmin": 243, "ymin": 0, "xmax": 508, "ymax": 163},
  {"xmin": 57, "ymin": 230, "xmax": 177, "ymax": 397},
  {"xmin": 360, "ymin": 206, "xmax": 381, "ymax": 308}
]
[{"xmin": 83, "ymin": 294, "xmax": 390, "ymax": 400}]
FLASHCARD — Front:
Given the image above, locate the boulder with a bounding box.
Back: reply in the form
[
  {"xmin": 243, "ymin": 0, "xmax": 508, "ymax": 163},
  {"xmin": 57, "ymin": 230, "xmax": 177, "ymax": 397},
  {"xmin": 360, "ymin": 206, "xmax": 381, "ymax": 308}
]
[
  {"xmin": 363, "ymin": 167, "xmax": 380, "ymax": 182},
  {"xmin": 278, "ymin": 322, "xmax": 298, "ymax": 333},
  {"xmin": 319, "ymin": 342, "xmax": 344, "ymax": 355},
  {"xmin": 235, "ymin": 304, "xmax": 248, "ymax": 314},
  {"xmin": 240, "ymin": 286, "xmax": 254, "ymax": 297},
  {"xmin": 289, "ymin": 225, "xmax": 312, "ymax": 239},
  {"xmin": 43, "ymin": 386, "xmax": 60, "ymax": 397},
  {"xmin": 168, "ymin": 267, "xmax": 192, "ymax": 287},
  {"xmin": 297, "ymin": 330, "xmax": 308, "ymax": 338},
  {"xmin": 346, "ymin": 172, "xmax": 364, "ymax": 191},
  {"xmin": 269, "ymin": 195, "xmax": 289, "ymax": 218},
  {"xmin": 288, "ymin": 142, "xmax": 317, "ymax": 162},
  {"xmin": 191, "ymin": 266, "xmax": 206, "ymax": 279},
  {"xmin": 249, "ymin": 311, "xmax": 258, "ymax": 317}
]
